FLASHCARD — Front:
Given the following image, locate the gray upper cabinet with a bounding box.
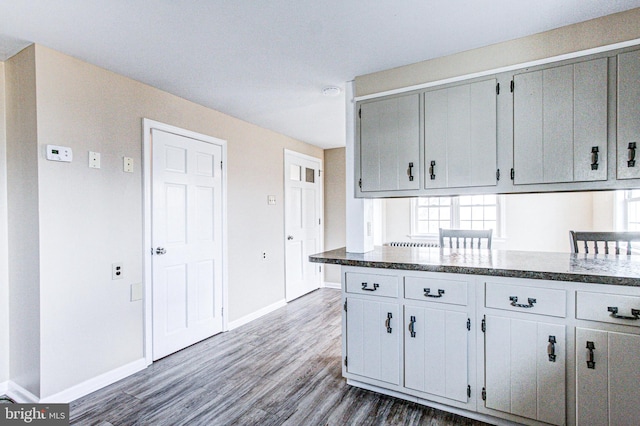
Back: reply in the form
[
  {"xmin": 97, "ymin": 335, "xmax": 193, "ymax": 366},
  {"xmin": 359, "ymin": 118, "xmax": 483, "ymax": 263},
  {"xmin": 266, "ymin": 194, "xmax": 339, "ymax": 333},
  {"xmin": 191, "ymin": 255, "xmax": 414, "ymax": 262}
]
[
  {"xmin": 617, "ymin": 50, "xmax": 640, "ymax": 180},
  {"xmin": 359, "ymin": 94, "xmax": 420, "ymax": 192},
  {"xmin": 513, "ymin": 57, "xmax": 608, "ymax": 185},
  {"xmin": 424, "ymin": 79, "xmax": 497, "ymax": 189}
]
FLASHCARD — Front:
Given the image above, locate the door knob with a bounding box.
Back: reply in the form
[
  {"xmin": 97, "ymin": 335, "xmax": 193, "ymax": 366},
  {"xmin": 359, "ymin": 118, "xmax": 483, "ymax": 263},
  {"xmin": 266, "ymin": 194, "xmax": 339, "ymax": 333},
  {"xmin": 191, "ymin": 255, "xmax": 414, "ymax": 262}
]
[
  {"xmin": 155, "ymin": 247, "xmax": 167, "ymax": 255},
  {"xmin": 287, "ymin": 235, "xmax": 294, "ymax": 240}
]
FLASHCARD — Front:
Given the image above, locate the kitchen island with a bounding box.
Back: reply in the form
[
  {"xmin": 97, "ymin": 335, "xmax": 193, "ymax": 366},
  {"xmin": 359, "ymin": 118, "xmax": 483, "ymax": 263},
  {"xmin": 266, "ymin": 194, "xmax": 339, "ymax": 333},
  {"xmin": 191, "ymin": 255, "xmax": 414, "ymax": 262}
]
[{"xmin": 310, "ymin": 247, "xmax": 640, "ymax": 426}]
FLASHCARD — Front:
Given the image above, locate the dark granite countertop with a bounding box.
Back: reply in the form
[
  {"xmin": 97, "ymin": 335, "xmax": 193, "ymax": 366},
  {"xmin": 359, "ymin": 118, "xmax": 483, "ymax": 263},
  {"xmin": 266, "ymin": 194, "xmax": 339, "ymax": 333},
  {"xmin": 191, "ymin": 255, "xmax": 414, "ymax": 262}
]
[{"xmin": 310, "ymin": 246, "xmax": 640, "ymax": 287}]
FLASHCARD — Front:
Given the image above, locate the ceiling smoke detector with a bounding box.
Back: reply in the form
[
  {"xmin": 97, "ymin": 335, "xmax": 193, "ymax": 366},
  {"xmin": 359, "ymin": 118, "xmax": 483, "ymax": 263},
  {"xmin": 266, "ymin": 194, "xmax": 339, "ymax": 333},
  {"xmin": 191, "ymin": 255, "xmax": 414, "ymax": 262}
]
[{"xmin": 322, "ymin": 86, "xmax": 342, "ymax": 97}]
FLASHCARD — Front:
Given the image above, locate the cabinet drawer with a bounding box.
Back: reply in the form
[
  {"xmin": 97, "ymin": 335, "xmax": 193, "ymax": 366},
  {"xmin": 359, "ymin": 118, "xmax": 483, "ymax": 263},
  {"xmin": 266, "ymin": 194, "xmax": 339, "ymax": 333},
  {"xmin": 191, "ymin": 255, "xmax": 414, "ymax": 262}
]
[
  {"xmin": 576, "ymin": 291, "xmax": 640, "ymax": 327},
  {"xmin": 485, "ymin": 282, "xmax": 567, "ymax": 318},
  {"xmin": 404, "ymin": 276, "xmax": 468, "ymax": 306},
  {"xmin": 345, "ymin": 272, "xmax": 398, "ymax": 298}
]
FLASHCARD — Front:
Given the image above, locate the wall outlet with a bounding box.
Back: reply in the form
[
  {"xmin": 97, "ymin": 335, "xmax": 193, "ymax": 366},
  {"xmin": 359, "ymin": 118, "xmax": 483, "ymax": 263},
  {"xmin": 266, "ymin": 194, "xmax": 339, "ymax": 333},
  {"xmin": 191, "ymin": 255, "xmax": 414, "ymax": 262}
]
[
  {"xmin": 112, "ymin": 262, "xmax": 123, "ymax": 280},
  {"xmin": 123, "ymin": 157, "xmax": 134, "ymax": 173},
  {"xmin": 130, "ymin": 283, "xmax": 143, "ymax": 301},
  {"xmin": 262, "ymin": 251, "xmax": 267, "ymax": 260},
  {"xmin": 268, "ymin": 195, "xmax": 276, "ymax": 205},
  {"xmin": 89, "ymin": 151, "xmax": 101, "ymax": 169}
]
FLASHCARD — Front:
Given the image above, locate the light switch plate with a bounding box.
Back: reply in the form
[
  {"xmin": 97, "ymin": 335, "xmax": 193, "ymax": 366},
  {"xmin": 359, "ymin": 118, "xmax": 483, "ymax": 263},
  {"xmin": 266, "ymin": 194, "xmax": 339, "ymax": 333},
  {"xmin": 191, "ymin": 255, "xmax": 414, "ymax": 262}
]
[
  {"xmin": 89, "ymin": 151, "xmax": 101, "ymax": 169},
  {"xmin": 131, "ymin": 283, "xmax": 143, "ymax": 301},
  {"xmin": 46, "ymin": 145, "xmax": 73, "ymax": 162},
  {"xmin": 123, "ymin": 157, "xmax": 134, "ymax": 173}
]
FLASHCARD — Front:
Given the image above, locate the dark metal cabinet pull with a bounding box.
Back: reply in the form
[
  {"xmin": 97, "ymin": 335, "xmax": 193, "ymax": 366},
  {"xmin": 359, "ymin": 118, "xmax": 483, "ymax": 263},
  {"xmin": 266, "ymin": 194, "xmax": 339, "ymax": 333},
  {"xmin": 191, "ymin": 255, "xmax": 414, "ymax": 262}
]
[
  {"xmin": 409, "ymin": 315, "xmax": 416, "ymax": 338},
  {"xmin": 361, "ymin": 282, "xmax": 379, "ymax": 292},
  {"xmin": 429, "ymin": 161, "xmax": 436, "ymax": 180},
  {"xmin": 509, "ymin": 296, "xmax": 536, "ymax": 308},
  {"xmin": 424, "ymin": 288, "xmax": 445, "ymax": 298},
  {"xmin": 628, "ymin": 142, "xmax": 637, "ymax": 167},
  {"xmin": 607, "ymin": 306, "xmax": 640, "ymax": 320},
  {"xmin": 586, "ymin": 341, "xmax": 596, "ymax": 369},
  {"xmin": 408, "ymin": 162, "xmax": 414, "ymax": 181},
  {"xmin": 385, "ymin": 312, "xmax": 393, "ymax": 334},
  {"xmin": 548, "ymin": 336, "xmax": 557, "ymax": 362},
  {"xmin": 591, "ymin": 146, "xmax": 599, "ymax": 170}
]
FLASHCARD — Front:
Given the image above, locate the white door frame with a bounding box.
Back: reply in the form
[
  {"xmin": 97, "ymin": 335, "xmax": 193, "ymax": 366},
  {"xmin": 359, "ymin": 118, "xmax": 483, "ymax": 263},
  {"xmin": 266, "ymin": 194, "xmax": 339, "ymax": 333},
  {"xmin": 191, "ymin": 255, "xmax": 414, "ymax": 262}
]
[
  {"xmin": 283, "ymin": 149, "xmax": 324, "ymax": 299},
  {"xmin": 143, "ymin": 118, "xmax": 228, "ymax": 365}
]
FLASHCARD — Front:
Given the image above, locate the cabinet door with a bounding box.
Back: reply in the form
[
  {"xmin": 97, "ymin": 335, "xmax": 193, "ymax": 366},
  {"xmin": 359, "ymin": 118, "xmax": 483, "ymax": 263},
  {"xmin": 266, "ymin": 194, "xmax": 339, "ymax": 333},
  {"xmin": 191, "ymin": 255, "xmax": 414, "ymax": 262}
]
[
  {"xmin": 576, "ymin": 328, "xmax": 640, "ymax": 426},
  {"xmin": 404, "ymin": 306, "xmax": 468, "ymax": 402},
  {"xmin": 484, "ymin": 315, "xmax": 565, "ymax": 425},
  {"xmin": 514, "ymin": 58, "xmax": 608, "ymax": 184},
  {"xmin": 425, "ymin": 79, "xmax": 497, "ymax": 189},
  {"xmin": 359, "ymin": 94, "xmax": 420, "ymax": 192},
  {"xmin": 345, "ymin": 297, "xmax": 400, "ymax": 385},
  {"xmin": 617, "ymin": 50, "xmax": 640, "ymax": 180}
]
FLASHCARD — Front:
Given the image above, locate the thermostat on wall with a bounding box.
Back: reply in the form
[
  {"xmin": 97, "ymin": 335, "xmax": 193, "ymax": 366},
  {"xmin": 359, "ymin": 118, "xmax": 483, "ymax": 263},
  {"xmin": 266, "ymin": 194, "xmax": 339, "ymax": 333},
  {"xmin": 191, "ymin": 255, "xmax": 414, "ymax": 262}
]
[{"xmin": 46, "ymin": 145, "xmax": 73, "ymax": 162}]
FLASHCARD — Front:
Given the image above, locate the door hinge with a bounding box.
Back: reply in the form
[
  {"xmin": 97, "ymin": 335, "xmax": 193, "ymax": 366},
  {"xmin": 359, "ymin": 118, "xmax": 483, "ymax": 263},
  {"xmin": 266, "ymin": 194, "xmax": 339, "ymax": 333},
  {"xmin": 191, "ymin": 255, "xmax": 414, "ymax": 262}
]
[
  {"xmin": 510, "ymin": 80, "xmax": 514, "ymax": 92},
  {"xmin": 496, "ymin": 169, "xmax": 500, "ymax": 181},
  {"xmin": 481, "ymin": 317, "xmax": 486, "ymax": 333},
  {"xmin": 221, "ymin": 307, "xmax": 224, "ymax": 317},
  {"xmin": 319, "ymin": 265, "xmax": 322, "ymax": 273},
  {"xmin": 496, "ymin": 83, "xmax": 500, "ymax": 95},
  {"xmin": 319, "ymin": 218, "xmax": 321, "ymax": 225},
  {"xmin": 482, "ymin": 387, "xmax": 487, "ymax": 401},
  {"xmin": 358, "ymin": 108, "xmax": 361, "ymax": 119},
  {"xmin": 358, "ymin": 178, "xmax": 362, "ymax": 189},
  {"xmin": 344, "ymin": 356, "xmax": 348, "ymax": 367},
  {"xmin": 318, "ymin": 169, "xmax": 322, "ymax": 177},
  {"xmin": 220, "ymin": 161, "xmax": 223, "ymax": 170},
  {"xmin": 467, "ymin": 385, "xmax": 471, "ymax": 398},
  {"xmin": 343, "ymin": 300, "xmax": 347, "ymax": 312},
  {"xmin": 467, "ymin": 318, "xmax": 471, "ymax": 331},
  {"xmin": 510, "ymin": 168, "xmax": 515, "ymax": 180}
]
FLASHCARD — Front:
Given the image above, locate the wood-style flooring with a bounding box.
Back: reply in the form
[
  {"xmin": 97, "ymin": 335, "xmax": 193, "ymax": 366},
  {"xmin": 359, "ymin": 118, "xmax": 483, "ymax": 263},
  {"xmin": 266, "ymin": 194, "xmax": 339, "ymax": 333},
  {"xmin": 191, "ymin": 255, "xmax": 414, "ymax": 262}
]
[{"xmin": 70, "ymin": 288, "xmax": 491, "ymax": 426}]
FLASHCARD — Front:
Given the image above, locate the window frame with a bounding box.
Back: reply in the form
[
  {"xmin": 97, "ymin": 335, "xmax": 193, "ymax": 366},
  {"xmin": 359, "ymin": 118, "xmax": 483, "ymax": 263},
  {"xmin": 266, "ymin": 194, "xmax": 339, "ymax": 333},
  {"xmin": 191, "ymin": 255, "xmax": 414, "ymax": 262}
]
[{"xmin": 410, "ymin": 195, "xmax": 504, "ymax": 238}]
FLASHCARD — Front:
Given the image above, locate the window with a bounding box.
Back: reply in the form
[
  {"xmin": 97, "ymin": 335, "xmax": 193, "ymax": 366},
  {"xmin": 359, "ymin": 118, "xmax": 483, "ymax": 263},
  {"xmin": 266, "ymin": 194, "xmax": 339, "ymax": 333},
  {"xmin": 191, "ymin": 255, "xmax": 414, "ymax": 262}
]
[
  {"xmin": 412, "ymin": 195, "xmax": 502, "ymax": 236},
  {"xmin": 622, "ymin": 190, "xmax": 640, "ymax": 231}
]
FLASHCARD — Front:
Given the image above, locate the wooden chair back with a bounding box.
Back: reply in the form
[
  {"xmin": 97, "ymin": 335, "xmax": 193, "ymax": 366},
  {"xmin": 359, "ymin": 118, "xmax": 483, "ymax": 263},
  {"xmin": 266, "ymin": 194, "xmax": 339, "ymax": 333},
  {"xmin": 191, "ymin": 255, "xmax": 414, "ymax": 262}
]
[
  {"xmin": 569, "ymin": 231, "xmax": 640, "ymax": 255},
  {"xmin": 439, "ymin": 228, "xmax": 493, "ymax": 249}
]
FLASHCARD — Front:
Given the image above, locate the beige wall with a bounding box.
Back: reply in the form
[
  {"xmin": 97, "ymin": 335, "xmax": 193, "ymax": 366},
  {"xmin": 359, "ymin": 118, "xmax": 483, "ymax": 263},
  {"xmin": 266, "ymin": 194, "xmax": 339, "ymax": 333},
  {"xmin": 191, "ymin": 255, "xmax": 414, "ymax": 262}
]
[
  {"xmin": 356, "ymin": 8, "xmax": 640, "ymax": 96},
  {"xmin": 323, "ymin": 148, "xmax": 346, "ymax": 284},
  {"xmin": 0, "ymin": 61, "xmax": 8, "ymax": 386},
  {"xmin": 5, "ymin": 44, "xmax": 323, "ymax": 398}
]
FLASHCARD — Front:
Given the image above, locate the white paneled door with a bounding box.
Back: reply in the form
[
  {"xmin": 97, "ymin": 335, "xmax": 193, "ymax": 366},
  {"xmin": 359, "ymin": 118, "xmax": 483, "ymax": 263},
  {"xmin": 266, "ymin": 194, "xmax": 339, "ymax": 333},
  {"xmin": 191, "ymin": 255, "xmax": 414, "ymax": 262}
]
[
  {"xmin": 152, "ymin": 128, "xmax": 223, "ymax": 360},
  {"xmin": 284, "ymin": 150, "xmax": 322, "ymax": 302}
]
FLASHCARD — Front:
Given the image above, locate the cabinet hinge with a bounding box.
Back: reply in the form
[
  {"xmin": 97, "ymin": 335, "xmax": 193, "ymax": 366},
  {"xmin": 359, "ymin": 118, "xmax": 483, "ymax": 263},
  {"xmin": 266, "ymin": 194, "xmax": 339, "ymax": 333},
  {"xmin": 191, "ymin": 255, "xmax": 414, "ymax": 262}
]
[
  {"xmin": 319, "ymin": 265, "xmax": 322, "ymax": 273},
  {"xmin": 344, "ymin": 356, "xmax": 348, "ymax": 367},
  {"xmin": 510, "ymin": 168, "xmax": 515, "ymax": 180},
  {"xmin": 481, "ymin": 317, "xmax": 486, "ymax": 333},
  {"xmin": 467, "ymin": 385, "xmax": 471, "ymax": 398},
  {"xmin": 496, "ymin": 83, "xmax": 500, "ymax": 95},
  {"xmin": 510, "ymin": 80, "xmax": 514, "ymax": 92},
  {"xmin": 343, "ymin": 300, "xmax": 347, "ymax": 312},
  {"xmin": 358, "ymin": 178, "xmax": 362, "ymax": 189},
  {"xmin": 482, "ymin": 387, "xmax": 487, "ymax": 401},
  {"xmin": 467, "ymin": 318, "xmax": 471, "ymax": 331},
  {"xmin": 496, "ymin": 169, "xmax": 500, "ymax": 181}
]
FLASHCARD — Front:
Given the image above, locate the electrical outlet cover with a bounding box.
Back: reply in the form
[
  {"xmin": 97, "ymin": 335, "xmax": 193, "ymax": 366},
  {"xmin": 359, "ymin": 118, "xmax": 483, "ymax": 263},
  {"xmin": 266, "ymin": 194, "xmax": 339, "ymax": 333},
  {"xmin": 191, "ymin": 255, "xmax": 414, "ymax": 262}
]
[
  {"xmin": 89, "ymin": 151, "xmax": 101, "ymax": 169},
  {"xmin": 112, "ymin": 262, "xmax": 123, "ymax": 280}
]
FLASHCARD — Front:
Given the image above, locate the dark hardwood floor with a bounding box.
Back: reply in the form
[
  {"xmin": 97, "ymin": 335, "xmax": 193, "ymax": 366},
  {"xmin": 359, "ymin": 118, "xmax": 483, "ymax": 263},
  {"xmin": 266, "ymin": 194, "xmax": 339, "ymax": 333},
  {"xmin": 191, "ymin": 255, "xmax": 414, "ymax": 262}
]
[{"xmin": 70, "ymin": 288, "xmax": 491, "ymax": 426}]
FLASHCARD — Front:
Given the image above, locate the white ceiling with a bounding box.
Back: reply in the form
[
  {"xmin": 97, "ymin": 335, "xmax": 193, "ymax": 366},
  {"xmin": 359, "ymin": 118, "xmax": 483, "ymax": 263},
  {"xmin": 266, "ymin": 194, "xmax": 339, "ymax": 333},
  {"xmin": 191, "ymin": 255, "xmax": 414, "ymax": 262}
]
[{"xmin": 1, "ymin": 1, "xmax": 640, "ymax": 149}]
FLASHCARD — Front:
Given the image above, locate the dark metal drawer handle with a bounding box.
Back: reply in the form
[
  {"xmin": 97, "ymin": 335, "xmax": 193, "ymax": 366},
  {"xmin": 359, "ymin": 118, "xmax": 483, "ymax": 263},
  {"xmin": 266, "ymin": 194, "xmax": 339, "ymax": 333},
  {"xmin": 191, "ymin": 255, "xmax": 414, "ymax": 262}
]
[
  {"xmin": 607, "ymin": 306, "xmax": 640, "ymax": 320},
  {"xmin": 424, "ymin": 288, "xmax": 445, "ymax": 298},
  {"xmin": 586, "ymin": 341, "xmax": 596, "ymax": 369},
  {"xmin": 385, "ymin": 312, "xmax": 393, "ymax": 334},
  {"xmin": 509, "ymin": 296, "xmax": 536, "ymax": 308},
  {"xmin": 361, "ymin": 282, "xmax": 379, "ymax": 291},
  {"xmin": 591, "ymin": 146, "xmax": 599, "ymax": 170},
  {"xmin": 628, "ymin": 142, "xmax": 636, "ymax": 167},
  {"xmin": 429, "ymin": 160, "xmax": 436, "ymax": 180},
  {"xmin": 548, "ymin": 335, "xmax": 556, "ymax": 362},
  {"xmin": 409, "ymin": 315, "xmax": 416, "ymax": 338},
  {"xmin": 408, "ymin": 162, "xmax": 414, "ymax": 182}
]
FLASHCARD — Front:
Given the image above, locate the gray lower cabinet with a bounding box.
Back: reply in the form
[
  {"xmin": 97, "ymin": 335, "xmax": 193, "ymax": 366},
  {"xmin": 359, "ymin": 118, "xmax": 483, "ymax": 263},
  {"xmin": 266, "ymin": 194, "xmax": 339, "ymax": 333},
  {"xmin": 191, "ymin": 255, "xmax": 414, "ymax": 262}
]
[
  {"xmin": 358, "ymin": 93, "xmax": 420, "ymax": 193},
  {"xmin": 424, "ymin": 78, "xmax": 497, "ymax": 189},
  {"xmin": 513, "ymin": 57, "xmax": 608, "ymax": 185},
  {"xmin": 617, "ymin": 49, "xmax": 640, "ymax": 180}
]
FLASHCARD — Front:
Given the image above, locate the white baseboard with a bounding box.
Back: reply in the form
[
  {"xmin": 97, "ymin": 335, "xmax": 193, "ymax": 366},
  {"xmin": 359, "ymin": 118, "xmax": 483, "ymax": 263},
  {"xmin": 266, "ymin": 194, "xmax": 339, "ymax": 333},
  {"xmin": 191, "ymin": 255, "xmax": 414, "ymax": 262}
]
[
  {"xmin": 39, "ymin": 358, "xmax": 147, "ymax": 403},
  {"xmin": 227, "ymin": 299, "xmax": 287, "ymax": 330},
  {"xmin": 323, "ymin": 281, "xmax": 341, "ymax": 289},
  {"xmin": 6, "ymin": 382, "xmax": 39, "ymax": 403}
]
